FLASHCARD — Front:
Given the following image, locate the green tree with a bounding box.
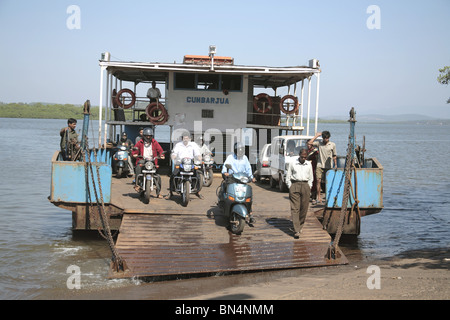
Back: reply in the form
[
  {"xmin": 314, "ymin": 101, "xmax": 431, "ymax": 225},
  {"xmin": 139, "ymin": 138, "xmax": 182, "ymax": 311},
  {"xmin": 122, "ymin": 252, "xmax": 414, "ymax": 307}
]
[{"xmin": 437, "ymin": 66, "xmax": 450, "ymax": 103}]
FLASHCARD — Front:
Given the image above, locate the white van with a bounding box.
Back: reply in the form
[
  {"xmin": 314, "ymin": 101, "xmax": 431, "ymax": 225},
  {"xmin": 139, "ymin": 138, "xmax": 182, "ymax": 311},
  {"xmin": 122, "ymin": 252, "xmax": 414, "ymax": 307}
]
[
  {"xmin": 255, "ymin": 143, "xmax": 271, "ymax": 181},
  {"xmin": 269, "ymin": 135, "xmax": 320, "ymax": 191}
]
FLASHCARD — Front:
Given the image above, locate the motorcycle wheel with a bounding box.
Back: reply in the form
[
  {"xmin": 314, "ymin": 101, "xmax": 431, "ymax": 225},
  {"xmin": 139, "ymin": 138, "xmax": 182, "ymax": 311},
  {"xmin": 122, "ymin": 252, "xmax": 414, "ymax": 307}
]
[
  {"xmin": 144, "ymin": 179, "xmax": 151, "ymax": 204},
  {"xmin": 230, "ymin": 213, "xmax": 245, "ymax": 235},
  {"xmin": 116, "ymin": 167, "xmax": 123, "ymax": 178},
  {"xmin": 196, "ymin": 172, "xmax": 203, "ymax": 193},
  {"xmin": 203, "ymin": 168, "xmax": 213, "ymax": 187},
  {"xmin": 181, "ymin": 181, "xmax": 190, "ymax": 207}
]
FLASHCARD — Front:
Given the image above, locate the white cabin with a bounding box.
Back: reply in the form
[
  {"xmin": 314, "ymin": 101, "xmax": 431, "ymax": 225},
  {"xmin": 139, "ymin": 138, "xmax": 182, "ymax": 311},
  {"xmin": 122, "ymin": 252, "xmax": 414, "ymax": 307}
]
[{"xmin": 97, "ymin": 49, "xmax": 321, "ymax": 164}]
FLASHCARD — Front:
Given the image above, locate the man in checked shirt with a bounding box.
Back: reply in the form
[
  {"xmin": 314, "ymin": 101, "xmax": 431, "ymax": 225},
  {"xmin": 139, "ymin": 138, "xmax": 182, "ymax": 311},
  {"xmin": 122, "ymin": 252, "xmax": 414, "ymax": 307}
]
[{"xmin": 286, "ymin": 149, "xmax": 314, "ymax": 239}]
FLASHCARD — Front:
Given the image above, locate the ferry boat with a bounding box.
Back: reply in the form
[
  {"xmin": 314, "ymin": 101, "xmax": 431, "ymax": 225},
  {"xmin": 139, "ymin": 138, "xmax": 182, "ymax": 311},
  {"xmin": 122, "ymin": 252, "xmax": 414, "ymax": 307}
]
[{"xmin": 49, "ymin": 47, "xmax": 383, "ymax": 277}]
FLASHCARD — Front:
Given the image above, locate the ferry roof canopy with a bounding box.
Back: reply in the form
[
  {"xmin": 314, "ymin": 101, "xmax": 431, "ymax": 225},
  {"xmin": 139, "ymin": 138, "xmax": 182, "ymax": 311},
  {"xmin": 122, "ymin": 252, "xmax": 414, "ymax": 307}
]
[{"xmin": 100, "ymin": 59, "xmax": 320, "ymax": 89}]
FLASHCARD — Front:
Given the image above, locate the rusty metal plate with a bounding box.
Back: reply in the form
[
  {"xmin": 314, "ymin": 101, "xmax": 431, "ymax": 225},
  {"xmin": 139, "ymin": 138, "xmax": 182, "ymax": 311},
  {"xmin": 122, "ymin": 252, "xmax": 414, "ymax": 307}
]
[{"xmin": 109, "ymin": 212, "xmax": 347, "ymax": 279}]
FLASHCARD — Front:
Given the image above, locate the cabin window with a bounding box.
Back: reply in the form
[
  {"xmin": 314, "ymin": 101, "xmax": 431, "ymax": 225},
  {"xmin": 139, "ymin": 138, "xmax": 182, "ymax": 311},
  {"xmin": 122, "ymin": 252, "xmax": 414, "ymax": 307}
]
[
  {"xmin": 221, "ymin": 74, "xmax": 242, "ymax": 91},
  {"xmin": 175, "ymin": 73, "xmax": 196, "ymax": 89},
  {"xmin": 197, "ymin": 74, "xmax": 220, "ymax": 90},
  {"xmin": 201, "ymin": 109, "xmax": 214, "ymax": 118},
  {"xmin": 174, "ymin": 73, "xmax": 242, "ymax": 91}
]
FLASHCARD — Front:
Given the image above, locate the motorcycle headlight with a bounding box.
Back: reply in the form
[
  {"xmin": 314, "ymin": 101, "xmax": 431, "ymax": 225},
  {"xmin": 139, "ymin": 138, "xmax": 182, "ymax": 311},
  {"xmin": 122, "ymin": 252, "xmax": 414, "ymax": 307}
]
[
  {"xmin": 145, "ymin": 161, "xmax": 154, "ymax": 170},
  {"xmin": 182, "ymin": 158, "xmax": 193, "ymax": 171},
  {"xmin": 204, "ymin": 155, "xmax": 211, "ymax": 162}
]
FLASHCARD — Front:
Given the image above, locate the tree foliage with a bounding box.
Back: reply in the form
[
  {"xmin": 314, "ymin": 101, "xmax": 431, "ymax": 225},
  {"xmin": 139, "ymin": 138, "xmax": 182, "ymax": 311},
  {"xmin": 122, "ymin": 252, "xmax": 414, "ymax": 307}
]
[
  {"xmin": 437, "ymin": 66, "xmax": 450, "ymax": 103},
  {"xmin": 0, "ymin": 102, "xmax": 102, "ymax": 119},
  {"xmin": 438, "ymin": 66, "xmax": 450, "ymax": 85}
]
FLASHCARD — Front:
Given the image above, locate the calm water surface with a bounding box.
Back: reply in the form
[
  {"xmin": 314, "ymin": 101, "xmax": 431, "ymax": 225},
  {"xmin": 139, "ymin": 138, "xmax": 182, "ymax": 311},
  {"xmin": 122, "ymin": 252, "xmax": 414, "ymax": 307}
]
[{"xmin": 0, "ymin": 118, "xmax": 449, "ymax": 299}]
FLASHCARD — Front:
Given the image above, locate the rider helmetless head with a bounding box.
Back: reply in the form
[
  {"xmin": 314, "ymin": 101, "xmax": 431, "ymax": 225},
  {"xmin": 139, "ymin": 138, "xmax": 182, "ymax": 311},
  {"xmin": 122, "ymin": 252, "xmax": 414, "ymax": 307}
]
[{"xmin": 234, "ymin": 142, "xmax": 245, "ymax": 159}]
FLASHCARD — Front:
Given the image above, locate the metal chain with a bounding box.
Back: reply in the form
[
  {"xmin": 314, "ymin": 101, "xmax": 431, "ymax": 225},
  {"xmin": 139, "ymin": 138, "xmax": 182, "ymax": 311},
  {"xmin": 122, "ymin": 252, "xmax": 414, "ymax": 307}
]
[
  {"xmin": 326, "ymin": 134, "xmax": 353, "ymax": 260},
  {"xmin": 81, "ymin": 146, "xmax": 108, "ymax": 239},
  {"xmin": 84, "ymin": 138, "xmax": 127, "ymax": 272}
]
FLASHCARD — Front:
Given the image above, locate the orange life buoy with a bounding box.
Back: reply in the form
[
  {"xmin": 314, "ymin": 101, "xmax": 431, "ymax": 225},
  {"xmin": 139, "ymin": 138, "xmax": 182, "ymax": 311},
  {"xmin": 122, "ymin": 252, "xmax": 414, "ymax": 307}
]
[
  {"xmin": 280, "ymin": 95, "xmax": 299, "ymax": 114},
  {"xmin": 253, "ymin": 93, "xmax": 272, "ymax": 114},
  {"xmin": 146, "ymin": 102, "xmax": 169, "ymax": 125},
  {"xmin": 114, "ymin": 88, "xmax": 136, "ymax": 109}
]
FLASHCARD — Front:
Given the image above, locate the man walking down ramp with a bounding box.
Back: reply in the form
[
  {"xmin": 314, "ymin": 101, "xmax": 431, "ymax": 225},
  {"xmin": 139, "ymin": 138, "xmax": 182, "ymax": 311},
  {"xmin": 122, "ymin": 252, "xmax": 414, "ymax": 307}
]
[{"xmin": 286, "ymin": 149, "xmax": 314, "ymax": 239}]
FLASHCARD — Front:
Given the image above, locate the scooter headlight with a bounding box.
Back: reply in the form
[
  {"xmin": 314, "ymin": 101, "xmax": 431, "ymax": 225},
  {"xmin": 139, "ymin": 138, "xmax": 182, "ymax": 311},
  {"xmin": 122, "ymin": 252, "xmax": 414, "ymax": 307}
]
[
  {"xmin": 117, "ymin": 151, "xmax": 127, "ymax": 160},
  {"xmin": 240, "ymin": 176, "xmax": 249, "ymax": 184}
]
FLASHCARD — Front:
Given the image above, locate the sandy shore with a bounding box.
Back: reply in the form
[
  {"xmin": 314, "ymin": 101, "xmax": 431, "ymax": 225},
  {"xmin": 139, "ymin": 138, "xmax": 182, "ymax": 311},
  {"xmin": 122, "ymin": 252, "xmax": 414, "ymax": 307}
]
[
  {"xmin": 62, "ymin": 247, "xmax": 449, "ymax": 301},
  {"xmin": 183, "ymin": 247, "xmax": 450, "ymax": 300}
]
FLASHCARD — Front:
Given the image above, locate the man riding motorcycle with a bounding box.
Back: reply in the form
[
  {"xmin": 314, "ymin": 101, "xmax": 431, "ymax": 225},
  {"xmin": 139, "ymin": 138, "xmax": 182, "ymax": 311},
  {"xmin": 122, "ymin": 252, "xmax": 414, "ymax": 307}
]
[
  {"xmin": 117, "ymin": 132, "xmax": 134, "ymax": 175},
  {"xmin": 132, "ymin": 128, "xmax": 165, "ymax": 196},
  {"xmin": 221, "ymin": 142, "xmax": 256, "ymax": 223},
  {"xmin": 166, "ymin": 133, "xmax": 204, "ymax": 200}
]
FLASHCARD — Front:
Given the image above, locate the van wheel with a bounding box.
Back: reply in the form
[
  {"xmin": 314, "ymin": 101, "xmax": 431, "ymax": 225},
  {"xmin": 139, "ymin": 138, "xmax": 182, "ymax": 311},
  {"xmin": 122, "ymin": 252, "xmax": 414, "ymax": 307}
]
[
  {"xmin": 279, "ymin": 174, "xmax": 288, "ymax": 192},
  {"xmin": 269, "ymin": 176, "xmax": 277, "ymax": 188}
]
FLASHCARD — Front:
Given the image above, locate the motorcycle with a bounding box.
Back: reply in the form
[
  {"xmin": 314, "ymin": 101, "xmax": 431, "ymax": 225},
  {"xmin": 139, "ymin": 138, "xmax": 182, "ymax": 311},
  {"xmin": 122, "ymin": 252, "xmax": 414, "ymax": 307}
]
[
  {"xmin": 135, "ymin": 152, "xmax": 165, "ymax": 204},
  {"xmin": 217, "ymin": 164, "xmax": 253, "ymax": 235},
  {"xmin": 172, "ymin": 157, "xmax": 202, "ymax": 207},
  {"xmin": 201, "ymin": 153, "xmax": 214, "ymax": 187},
  {"xmin": 112, "ymin": 145, "xmax": 132, "ymax": 178}
]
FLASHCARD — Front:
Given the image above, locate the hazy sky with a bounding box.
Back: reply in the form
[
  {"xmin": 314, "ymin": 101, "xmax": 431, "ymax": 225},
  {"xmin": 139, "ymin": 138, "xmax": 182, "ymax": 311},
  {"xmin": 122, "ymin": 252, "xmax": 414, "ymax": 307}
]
[{"xmin": 0, "ymin": 0, "xmax": 449, "ymax": 118}]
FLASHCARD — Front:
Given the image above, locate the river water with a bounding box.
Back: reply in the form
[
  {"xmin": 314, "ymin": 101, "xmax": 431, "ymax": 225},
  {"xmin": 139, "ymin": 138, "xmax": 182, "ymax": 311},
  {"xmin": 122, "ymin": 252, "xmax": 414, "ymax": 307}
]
[{"xmin": 0, "ymin": 118, "xmax": 449, "ymax": 299}]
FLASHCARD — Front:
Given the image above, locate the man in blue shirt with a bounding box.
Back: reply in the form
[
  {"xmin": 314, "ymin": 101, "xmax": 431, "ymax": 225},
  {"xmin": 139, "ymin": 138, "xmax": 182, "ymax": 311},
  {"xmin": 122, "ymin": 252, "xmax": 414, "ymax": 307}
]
[
  {"xmin": 221, "ymin": 142, "xmax": 255, "ymax": 180},
  {"xmin": 220, "ymin": 142, "xmax": 256, "ymax": 223}
]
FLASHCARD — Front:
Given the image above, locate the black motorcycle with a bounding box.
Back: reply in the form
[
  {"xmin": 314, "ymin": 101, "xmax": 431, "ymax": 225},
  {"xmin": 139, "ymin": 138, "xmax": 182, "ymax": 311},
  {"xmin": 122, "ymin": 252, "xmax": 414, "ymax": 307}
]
[
  {"xmin": 135, "ymin": 153, "xmax": 165, "ymax": 204},
  {"xmin": 172, "ymin": 157, "xmax": 202, "ymax": 207},
  {"xmin": 201, "ymin": 153, "xmax": 214, "ymax": 187}
]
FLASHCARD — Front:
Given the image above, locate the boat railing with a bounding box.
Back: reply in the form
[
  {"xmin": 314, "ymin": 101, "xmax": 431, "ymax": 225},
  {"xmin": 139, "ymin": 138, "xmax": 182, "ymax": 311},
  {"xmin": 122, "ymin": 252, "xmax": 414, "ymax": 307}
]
[{"xmin": 110, "ymin": 97, "xmax": 167, "ymax": 123}]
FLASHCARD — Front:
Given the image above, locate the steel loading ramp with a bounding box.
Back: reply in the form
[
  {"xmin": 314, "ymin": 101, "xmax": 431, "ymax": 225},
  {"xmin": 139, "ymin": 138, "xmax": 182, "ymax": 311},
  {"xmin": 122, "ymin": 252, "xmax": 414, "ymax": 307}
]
[{"xmin": 108, "ymin": 210, "xmax": 347, "ymax": 279}]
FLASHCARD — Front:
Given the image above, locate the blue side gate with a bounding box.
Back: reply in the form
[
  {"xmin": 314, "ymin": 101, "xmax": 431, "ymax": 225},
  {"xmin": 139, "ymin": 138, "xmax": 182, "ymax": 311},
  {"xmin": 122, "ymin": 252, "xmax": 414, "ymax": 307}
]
[{"xmin": 50, "ymin": 149, "xmax": 112, "ymax": 204}]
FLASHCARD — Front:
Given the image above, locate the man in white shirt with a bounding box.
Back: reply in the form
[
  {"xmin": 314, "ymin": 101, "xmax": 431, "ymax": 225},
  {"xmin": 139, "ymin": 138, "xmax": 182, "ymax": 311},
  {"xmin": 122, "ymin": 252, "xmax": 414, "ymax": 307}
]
[
  {"xmin": 167, "ymin": 134, "xmax": 203, "ymax": 200},
  {"xmin": 147, "ymin": 81, "xmax": 161, "ymax": 103},
  {"xmin": 286, "ymin": 149, "xmax": 314, "ymax": 239}
]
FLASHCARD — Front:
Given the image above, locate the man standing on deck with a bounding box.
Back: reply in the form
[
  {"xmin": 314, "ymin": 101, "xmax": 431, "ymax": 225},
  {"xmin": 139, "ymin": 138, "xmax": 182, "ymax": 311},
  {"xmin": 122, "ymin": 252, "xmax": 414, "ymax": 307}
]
[
  {"xmin": 147, "ymin": 81, "xmax": 161, "ymax": 103},
  {"xmin": 308, "ymin": 131, "xmax": 337, "ymax": 204},
  {"xmin": 286, "ymin": 149, "xmax": 314, "ymax": 239},
  {"xmin": 60, "ymin": 118, "xmax": 79, "ymax": 161}
]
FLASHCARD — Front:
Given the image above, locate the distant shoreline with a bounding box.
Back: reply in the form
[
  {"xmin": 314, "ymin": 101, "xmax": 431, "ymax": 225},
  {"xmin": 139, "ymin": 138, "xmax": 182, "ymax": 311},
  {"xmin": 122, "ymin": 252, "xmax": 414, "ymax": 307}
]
[{"xmin": 1, "ymin": 102, "xmax": 449, "ymax": 125}]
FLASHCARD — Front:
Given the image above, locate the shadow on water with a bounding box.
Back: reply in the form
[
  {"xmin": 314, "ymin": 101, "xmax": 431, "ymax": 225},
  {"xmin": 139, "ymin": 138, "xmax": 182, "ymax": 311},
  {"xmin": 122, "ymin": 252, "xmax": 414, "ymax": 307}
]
[
  {"xmin": 71, "ymin": 229, "xmax": 118, "ymax": 242},
  {"xmin": 388, "ymin": 247, "xmax": 450, "ymax": 271}
]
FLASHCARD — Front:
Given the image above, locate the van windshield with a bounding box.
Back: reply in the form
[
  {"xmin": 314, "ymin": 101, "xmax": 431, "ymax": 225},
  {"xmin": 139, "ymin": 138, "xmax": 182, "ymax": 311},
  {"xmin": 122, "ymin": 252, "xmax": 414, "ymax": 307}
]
[{"xmin": 285, "ymin": 139, "xmax": 309, "ymax": 156}]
